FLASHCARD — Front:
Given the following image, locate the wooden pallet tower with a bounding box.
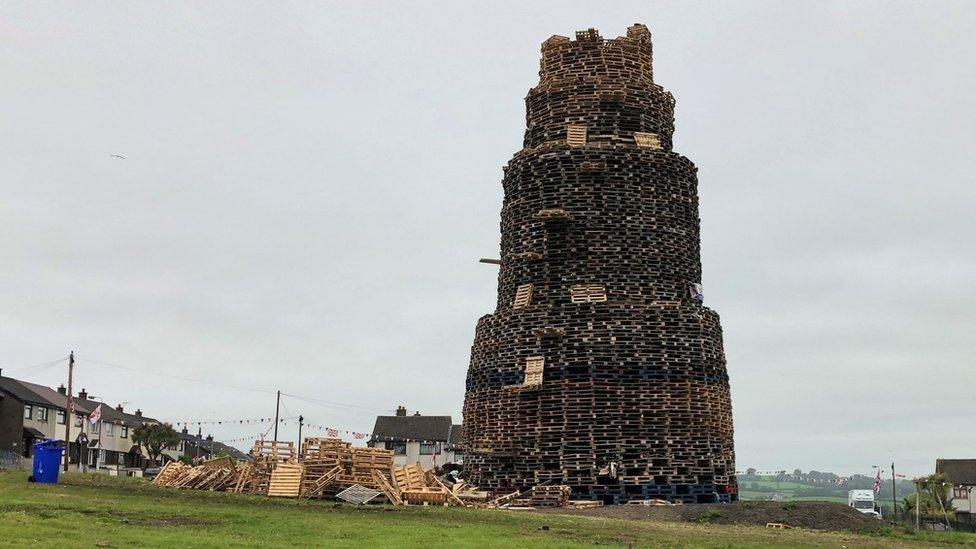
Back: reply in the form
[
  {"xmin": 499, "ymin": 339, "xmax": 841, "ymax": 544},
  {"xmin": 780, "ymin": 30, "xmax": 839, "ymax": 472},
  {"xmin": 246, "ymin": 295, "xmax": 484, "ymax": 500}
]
[{"xmin": 461, "ymin": 24, "xmax": 737, "ymax": 504}]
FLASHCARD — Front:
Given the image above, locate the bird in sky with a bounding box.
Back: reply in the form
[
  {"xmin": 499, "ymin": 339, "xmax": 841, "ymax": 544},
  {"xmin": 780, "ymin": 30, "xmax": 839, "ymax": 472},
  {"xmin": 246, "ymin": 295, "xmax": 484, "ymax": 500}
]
[{"xmin": 109, "ymin": 154, "xmax": 126, "ymax": 159}]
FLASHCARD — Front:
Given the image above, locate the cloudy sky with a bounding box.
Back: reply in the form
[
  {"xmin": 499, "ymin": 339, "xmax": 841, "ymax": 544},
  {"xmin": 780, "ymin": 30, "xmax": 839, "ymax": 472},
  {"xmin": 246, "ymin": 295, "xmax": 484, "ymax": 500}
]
[{"xmin": 1, "ymin": 1, "xmax": 973, "ymax": 476}]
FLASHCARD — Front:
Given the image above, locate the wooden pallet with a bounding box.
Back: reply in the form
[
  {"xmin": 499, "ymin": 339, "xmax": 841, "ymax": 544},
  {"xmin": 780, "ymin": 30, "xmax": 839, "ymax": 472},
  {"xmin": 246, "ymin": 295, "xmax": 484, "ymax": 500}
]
[
  {"xmin": 267, "ymin": 463, "xmax": 304, "ymax": 498},
  {"xmin": 252, "ymin": 440, "xmax": 297, "ymax": 463},
  {"xmin": 392, "ymin": 463, "xmax": 426, "ymax": 492},
  {"xmin": 371, "ymin": 469, "xmax": 402, "ymax": 505},
  {"xmin": 402, "ymin": 488, "xmax": 449, "ymax": 506},
  {"xmin": 302, "ymin": 465, "xmax": 342, "ymax": 499}
]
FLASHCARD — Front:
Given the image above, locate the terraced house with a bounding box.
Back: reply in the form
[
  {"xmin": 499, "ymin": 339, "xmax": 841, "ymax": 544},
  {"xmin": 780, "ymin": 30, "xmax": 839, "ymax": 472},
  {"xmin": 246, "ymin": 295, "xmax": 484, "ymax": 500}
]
[{"xmin": 0, "ymin": 370, "xmax": 167, "ymax": 472}]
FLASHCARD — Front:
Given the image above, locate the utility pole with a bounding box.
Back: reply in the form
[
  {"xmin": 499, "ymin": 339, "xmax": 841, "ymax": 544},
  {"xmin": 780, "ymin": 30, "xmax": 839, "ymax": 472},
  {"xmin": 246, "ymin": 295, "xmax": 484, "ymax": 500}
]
[
  {"xmin": 297, "ymin": 415, "xmax": 304, "ymax": 462},
  {"xmin": 915, "ymin": 478, "xmax": 920, "ymax": 530},
  {"xmin": 64, "ymin": 351, "xmax": 74, "ymax": 471},
  {"xmin": 273, "ymin": 390, "xmax": 281, "ymax": 442},
  {"xmin": 891, "ymin": 463, "xmax": 897, "ymax": 521}
]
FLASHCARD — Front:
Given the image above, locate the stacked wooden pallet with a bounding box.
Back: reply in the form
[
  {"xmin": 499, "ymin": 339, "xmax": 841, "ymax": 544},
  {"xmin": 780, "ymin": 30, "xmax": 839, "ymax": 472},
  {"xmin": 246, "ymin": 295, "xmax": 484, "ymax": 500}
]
[
  {"xmin": 461, "ymin": 23, "xmax": 737, "ymax": 504},
  {"xmin": 248, "ymin": 440, "xmax": 296, "ymax": 495},
  {"xmin": 299, "ymin": 438, "xmax": 394, "ymax": 499},
  {"xmin": 528, "ymin": 485, "xmax": 572, "ymax": 507}
]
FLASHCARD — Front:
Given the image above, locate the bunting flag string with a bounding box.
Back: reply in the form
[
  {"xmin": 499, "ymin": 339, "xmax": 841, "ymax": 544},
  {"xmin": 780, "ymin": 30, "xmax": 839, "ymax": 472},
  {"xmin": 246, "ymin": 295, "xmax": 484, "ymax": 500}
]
[
  {"xmin": 163, "ymin": 416, "xmax": 456, "ymax": 447},
  {"xmin": 168, "ymin": 416, "xmax": 299, "ymax": 427},
  {"xmin": 215, "ymin": 433, "xmax": 265, "ymax": 444}
]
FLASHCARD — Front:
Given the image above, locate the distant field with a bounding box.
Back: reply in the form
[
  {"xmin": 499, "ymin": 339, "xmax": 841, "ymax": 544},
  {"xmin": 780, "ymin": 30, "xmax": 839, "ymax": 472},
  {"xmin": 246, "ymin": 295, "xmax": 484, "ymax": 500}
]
[
  {"xmin": 0, "ymin": 471, "xmax": 963, "ymax": 547},
  {"xmin": 739, "ymin": 478, "xmax": 859, "ymax": 505},
  {"xmin": 740, "ymin": 490, "xmax": 848, "ymax": 504}
]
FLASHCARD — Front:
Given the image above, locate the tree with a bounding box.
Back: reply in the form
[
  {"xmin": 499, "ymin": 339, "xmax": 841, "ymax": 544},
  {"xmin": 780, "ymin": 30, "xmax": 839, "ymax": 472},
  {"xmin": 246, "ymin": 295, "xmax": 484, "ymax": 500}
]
[
  {"xmin": 131, "ymin": 423, "xmax": 180, "ymax": 467},
  {"xmin": 903, "ymin": 474, "xmax": 955, "ymax": 528}
]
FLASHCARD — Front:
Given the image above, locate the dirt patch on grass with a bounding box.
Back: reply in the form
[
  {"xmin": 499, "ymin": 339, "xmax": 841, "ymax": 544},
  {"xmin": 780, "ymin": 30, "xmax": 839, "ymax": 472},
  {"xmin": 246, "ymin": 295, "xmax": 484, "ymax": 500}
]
[
  {"xmin": 541, "ymin": 501, "xmax": 886, "ymax": 533},
  {"xmin": 140, "ymin": 516, "xmax": 217, "ymax": 528}
]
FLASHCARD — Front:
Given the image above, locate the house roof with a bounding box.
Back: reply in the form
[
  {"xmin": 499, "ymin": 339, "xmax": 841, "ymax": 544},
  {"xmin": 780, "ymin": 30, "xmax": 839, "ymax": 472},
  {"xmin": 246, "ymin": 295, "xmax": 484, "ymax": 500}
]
[
  {"xmin": 16, "ymin": 380, "xmax": 70, "ymax": 409},
  {"xmin": 211, "ymin": 441, "xmax": 252, "ymax": 461},
  {"xmin": 177, "ymin": 432, "xmax": 252, "ymax": 461},
  {"xmin": 0, "ymin": 377, "xmax": 157, "ymax": 426},
  {"xmin": 447, "ymin": 424, "xmax": 463, "ymax": 446},
  {"xmin": 0, "ymin": 376, "xmax": 48, "ymax": 404},
  {"xmin": 936, "ymin": 459, "xmax": 976, "ymax": 485},
  {"xmin": 370, "ymin": 414, "xmax": 453, "ymax": 443}
]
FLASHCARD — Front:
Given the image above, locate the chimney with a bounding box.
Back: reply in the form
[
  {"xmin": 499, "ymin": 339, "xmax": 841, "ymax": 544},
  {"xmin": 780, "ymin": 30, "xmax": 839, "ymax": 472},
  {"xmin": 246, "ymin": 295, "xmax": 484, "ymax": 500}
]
[
  {"xmin": 414, "ymin": 411, "xmax": 421, "ymax": 416},
  {"xmin": 78, "ymin": 388, "xmax": 88, "ymax": 400},
  {"xmin": 395, "ymin": 405, "xmax": 407, "ymax": 417},
  {"xmin": 181, "ymin": 426, "xmax": 188, "ymax": 435},
  {"xmin": 206, "ymin": 434, "xmax": 213, "ymax": 442},
  {"xmin": 0, "ymin": 368, "xmax": 3, "ymax": 377},
  {"xmin": 135, "ymin": 409, "xmax": 142, "ymax": 418},
  {"xmin": 115, "ymin": 404, "xmax": 124, "ymax": 413},
  {"xmin": 57, "ymin": 384, "xmax": 67, "ymax": 395}
]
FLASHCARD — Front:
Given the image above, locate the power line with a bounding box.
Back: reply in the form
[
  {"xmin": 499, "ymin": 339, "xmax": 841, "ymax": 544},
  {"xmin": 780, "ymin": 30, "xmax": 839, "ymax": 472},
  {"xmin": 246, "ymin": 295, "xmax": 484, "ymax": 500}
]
[
  {"xmin": 282, "ymin": 393, "xmax": 385, "ymax": 415},
  {"xmin": 78, "ymin": 357, "xmax": 389, "ymax": 415},
  {"xmin": 80, "ymin": 358, "xmax": 276, "ymax": 395},
  {"xmin": 3, "ymin": 357, "xmax": 68, "ymax": 375}
]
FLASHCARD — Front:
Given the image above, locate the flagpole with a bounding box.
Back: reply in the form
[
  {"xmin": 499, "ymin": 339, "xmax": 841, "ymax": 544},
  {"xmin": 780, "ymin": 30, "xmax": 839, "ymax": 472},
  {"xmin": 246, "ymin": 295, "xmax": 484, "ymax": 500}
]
[{"xmin": 891, "ymin": 462, "xmax": 897, "ymax": 520}]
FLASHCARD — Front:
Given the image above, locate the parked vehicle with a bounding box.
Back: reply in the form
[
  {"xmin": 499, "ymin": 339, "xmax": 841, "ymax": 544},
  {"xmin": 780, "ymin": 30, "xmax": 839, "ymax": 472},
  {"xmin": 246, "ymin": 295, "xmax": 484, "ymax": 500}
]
[{"xmin": 848, "ymin": 489, "xmax": 882, "ymax": 518}]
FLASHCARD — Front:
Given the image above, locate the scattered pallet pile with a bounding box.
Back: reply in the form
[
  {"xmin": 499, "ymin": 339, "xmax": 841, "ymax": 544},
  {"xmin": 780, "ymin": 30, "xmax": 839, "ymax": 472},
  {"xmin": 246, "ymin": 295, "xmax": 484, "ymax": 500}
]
[
  {"xmin": 151, "ymin": 457, "xmax": 238, "ymax": 491},
  {"xmin": 149, "ymin": 442, "xmax": 604, "ymax": 511},
  {"xmin": 384, "ymin": 463, "xmax": 468, "ymax": 507}
]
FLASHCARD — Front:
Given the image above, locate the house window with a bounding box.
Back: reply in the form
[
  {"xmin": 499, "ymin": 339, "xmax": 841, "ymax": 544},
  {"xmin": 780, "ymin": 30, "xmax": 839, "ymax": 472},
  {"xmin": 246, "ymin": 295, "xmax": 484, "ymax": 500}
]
[
  {"xmin": 91, "ymin": 421, "xmax": 100, "ymax": 434},
  {"xmin": 513, "ymin": 284, "xmax": 533, "ymax": 309},
  {"xmin": 104, "ymin": 422, "xmax": 114, "ymax": 436},
  {"xmin": 74, "ymin": 414, "xmax": 83, "ymax": 428},
  {"xmin": 420, "ymin": 443, "xmax": 439, "ymax": 455},
  {"xmin": 569, "ymin": 284, "xmax": 607, "ymax": 304},
  {"xmin": 566, "ymin": 125, "xmax": 587, "ymax": 147},
  {"xmin": 121, "ymin": 426, "xmax": 128, "ymax": 439},
  {"xmin": 36, "ymin": 407, "xmax": 49, "ymax": 422},
  {"xmin": 392, "ymin": 443, "xmax": 406, "ymax": 455},
  {"xmin": 954, "ymin": 485, "xmax": 970, "ymax": 499},
  {"xmin": 633, "ymin": 132, "xmax": 662, "ymax": 149},
  {"xmin": 524, "ymin": 356, "xmax": 545, "ymax": 386},
  {"xmin": 24, "ymin": 405, "xmax": 32, "ymax": 420},
  {"xmin": 57, "ymin": 410, "xmax": 66, "ymax": 425}
]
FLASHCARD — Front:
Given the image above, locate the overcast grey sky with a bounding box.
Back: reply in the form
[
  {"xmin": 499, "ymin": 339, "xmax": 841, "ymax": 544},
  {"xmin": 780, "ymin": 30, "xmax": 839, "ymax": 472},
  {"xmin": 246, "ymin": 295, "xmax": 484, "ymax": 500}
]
[{"xmin": 1, "ymin": 1, "xmax": 973, "ymax": 476}]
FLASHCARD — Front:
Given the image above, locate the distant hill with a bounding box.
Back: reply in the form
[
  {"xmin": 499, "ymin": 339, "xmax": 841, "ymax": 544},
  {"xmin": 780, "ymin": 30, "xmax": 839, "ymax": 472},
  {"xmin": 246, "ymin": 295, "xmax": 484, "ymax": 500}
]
[{"xmin": 737, "ymin": 470, "xmax": 915, "ymax": 505}]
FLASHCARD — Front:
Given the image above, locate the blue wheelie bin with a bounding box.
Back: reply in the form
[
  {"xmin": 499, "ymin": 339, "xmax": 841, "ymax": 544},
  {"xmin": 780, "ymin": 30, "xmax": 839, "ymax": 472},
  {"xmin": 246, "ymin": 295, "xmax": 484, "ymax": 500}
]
[{"xmin": 31, "ymin": 440, "xmax": 63, "ymax": 484}]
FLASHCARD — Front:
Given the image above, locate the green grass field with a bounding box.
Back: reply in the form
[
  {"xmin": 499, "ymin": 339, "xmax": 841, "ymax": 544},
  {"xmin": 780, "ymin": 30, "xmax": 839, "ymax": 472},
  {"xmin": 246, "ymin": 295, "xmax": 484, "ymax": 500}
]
[
  {"xmin": 0, "ymin": 470, "xmax": 969, "ymax": 548},
  {"xmin": 739, "ymin": 479, "xmax": 851, "ymax": 504}
]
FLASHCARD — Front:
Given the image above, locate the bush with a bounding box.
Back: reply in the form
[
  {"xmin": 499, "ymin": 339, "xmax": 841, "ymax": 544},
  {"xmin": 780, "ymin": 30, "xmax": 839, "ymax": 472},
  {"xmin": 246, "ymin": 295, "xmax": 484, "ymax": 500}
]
[
  {"xmin": 696, "ymin": 509, "xmax": 722, "ymax": 523},
  {"xmin": 782, "ymin": 501, "xmax": 799, "ymax": 511}
]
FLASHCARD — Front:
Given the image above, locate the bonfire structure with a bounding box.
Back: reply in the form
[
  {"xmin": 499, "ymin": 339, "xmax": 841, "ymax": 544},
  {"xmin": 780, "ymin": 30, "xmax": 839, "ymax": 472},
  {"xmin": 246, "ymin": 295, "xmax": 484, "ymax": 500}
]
[{"xmin": 462, "ymin": 25, "xmax": 737, "ymax": 504}]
